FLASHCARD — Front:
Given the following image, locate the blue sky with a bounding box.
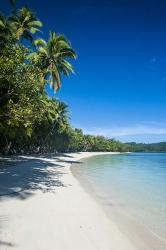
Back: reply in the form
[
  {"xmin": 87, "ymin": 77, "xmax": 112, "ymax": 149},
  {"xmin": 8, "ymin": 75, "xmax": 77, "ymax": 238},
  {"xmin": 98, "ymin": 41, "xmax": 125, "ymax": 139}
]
[{"xmin": 1, "ymin": 0, "xmax": 166, "ymax": 142}]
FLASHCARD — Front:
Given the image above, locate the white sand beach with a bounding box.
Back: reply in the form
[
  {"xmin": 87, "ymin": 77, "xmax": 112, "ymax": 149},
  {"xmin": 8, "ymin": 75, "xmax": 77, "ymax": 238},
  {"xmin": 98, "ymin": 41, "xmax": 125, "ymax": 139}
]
[{"xmin": 0, "ymin": 152, "xmax": 137, "ymax": 250}]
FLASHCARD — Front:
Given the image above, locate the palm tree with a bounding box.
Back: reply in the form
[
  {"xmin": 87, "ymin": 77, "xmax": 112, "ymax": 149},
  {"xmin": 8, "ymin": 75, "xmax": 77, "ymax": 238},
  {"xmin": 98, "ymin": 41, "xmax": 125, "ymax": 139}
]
[
  {"xmin": 55, "ymin": 101, "xmax": 69, "ymax": 126},
  {"xmin": 43, "ymin": 99, "xmax": 69, "ymax": 144},
  {"xmin": 10, "ymin": 7, "xmax": 42, "ymax": 42},
  {"xmin": 33, "ymin": 31, "xmax": 76, "ymax": 92},
  {"xmin": 0, "ymin": 13, "xmax": 14, "ymax": 42}
]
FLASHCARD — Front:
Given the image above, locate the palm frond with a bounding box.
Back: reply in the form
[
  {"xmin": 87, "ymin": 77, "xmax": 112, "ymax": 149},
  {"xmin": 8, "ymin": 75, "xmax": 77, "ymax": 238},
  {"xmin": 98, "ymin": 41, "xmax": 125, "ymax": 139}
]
[
  {"xmin": 28, "ymin": 20, "xmax": 43, "ymax": 27},
  {"xmin": 30, "ymin": 27, "xmax": 41, "ymax": 34},
  {"xmin": 33, "ymin": 30, "xmax": 76, "ymax": 92},
  {"xmin": 12, "ymin": 7, "xmax": 42, "ymax": 41},
  {"xmin": 60, "ymin": 60, "xmax": 75, "ymax": 74},
  {"xmin": 34, "ymin": 38, "xmax": 47, "ymax": 47},
  {"xmin": 56, "ymin": 34, "xmax": 71, "ymax": 45},
  {"xmin": 38, "ymin": 46, "xmax": 48, "ymax": 55},
  {"xmin": 56, "ymin": 48, "xmax": 77, "ymax": 59},
  {"xmin": 26, "ymin": 51, "xmax": 38, "ymax": 60},
  {"xmin": 0, "ymin": 20, "xmax": 5, "ymax": 28}
]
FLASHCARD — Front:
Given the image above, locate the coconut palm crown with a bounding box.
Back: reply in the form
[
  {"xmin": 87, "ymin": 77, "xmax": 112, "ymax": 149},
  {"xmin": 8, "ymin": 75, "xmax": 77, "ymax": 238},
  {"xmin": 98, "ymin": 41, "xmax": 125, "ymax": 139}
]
[
  {"xmin": 33, "ymin": 31, "xmax": 77, "ymax": 92},
  {"xmin": 10, "ymin": 7, "xmax": 43, "ymax": 41}
]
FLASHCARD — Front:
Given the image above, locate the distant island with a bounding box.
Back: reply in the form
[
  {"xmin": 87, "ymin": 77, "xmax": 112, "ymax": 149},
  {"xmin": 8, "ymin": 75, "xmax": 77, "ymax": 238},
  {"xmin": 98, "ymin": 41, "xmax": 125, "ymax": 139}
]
[{"xmin": 126, "ymin": 142, "xmax": 166, "ymax": 152}]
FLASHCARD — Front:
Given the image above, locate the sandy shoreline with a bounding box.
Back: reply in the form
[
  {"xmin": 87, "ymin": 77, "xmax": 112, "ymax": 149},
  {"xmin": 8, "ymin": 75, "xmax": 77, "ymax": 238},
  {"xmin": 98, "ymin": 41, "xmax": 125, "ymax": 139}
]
[
  {"xmin": 72, "ymin": 153, "xmax": 166, "ymax": 250},
  {"xmin": 0, "ymin": 152, "xmax": 137, "ymax": 250}
]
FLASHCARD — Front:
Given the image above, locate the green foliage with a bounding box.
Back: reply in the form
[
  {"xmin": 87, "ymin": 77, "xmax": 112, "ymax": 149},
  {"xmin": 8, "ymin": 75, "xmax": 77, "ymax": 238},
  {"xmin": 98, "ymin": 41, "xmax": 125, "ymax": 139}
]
[
  {"xmin": 0, "ymin": 43, "xmax": 42, "ymax": 153},
  {"xmin": 9, "ymin": 7, "xmax": 43, "ymax": 41},
  {"xmin": 126, "ymin": 142, "xmax": 166, "ymax": 152},
  {"xmin": 63, "ymin": 129, "xmax": 128, "ymax": 153},
  {"xmin": 0, "ymin": 1, "xmax": 126, "ymax": 155},
  {"xmin": 0, "ymin": 7, "xmax": 42, "ymax": 44},
  {"xmin": 32, "ymin": 31, "xmax": 76, "ymax": 92}
]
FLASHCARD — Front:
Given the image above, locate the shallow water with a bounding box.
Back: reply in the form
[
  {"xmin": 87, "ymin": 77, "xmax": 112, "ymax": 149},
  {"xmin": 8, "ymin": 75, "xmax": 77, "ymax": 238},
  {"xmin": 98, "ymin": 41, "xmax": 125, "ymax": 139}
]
[{"xmin": 72, "ymin": 153, "xmax": 166, "ymax": 248}]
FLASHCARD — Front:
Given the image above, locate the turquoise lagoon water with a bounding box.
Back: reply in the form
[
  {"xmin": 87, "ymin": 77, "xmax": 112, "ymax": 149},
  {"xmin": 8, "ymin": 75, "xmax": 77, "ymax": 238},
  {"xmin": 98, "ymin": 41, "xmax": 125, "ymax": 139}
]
[{"xmin": 72, "ymin": 153, "xmax": 166, "ymax": 247}]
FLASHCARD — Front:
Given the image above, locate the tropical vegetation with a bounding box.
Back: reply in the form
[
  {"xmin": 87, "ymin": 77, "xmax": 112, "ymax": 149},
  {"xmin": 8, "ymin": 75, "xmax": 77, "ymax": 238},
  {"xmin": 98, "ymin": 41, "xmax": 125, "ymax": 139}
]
[
  {"xmin": 0, "ymin": 0, "xmax": 128, "ymax": 155},
  {"xmin": 126, "ymin": 142, "xmax": 166, "ymax": 152}
]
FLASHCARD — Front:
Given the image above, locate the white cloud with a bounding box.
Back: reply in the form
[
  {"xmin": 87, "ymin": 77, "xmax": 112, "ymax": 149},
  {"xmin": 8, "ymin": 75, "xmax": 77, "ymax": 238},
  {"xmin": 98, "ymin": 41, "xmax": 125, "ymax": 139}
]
[{"xmin": 81, "ymin": 123, "xmax": 166, "ymax": 139}]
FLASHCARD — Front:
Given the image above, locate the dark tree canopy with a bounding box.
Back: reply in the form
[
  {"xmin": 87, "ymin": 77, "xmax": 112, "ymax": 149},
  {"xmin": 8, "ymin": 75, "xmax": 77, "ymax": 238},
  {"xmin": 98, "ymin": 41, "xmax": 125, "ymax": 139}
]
[{"xmin": 0, "ymin": 1, "xmax": 128, "ymax": 155}]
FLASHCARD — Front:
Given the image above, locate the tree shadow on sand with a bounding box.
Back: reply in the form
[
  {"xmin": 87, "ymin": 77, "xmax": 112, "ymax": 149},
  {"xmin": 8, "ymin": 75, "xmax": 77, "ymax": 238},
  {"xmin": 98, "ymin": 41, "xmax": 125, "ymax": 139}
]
[
  {"xmin": 0, "ymin": 154, "xmax": 81, "ymax": 201},
  {"xmin": 0, "ymin": 241, "xmax": 16, "ymax": 247}
]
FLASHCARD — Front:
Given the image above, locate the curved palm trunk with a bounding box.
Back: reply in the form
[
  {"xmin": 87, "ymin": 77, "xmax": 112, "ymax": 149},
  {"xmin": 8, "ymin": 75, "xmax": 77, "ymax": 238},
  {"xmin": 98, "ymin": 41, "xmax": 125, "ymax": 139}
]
[{"xmin": 4, "ymin": 135, "xmax": 12, "ymax": 155}]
